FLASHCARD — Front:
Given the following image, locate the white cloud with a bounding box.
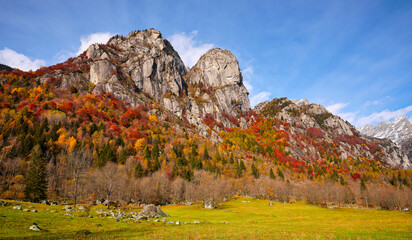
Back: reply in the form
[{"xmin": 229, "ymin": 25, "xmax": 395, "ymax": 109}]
[
  {"xmin": 76, "ymin": 32, "xmax": 113, "ymax": 55},
  {"xmin": 250, "ymin": 91, "xmax": 271, "ymax": 107},
  {"xmin": 326, "ymin": 102, "xmax": 349, "ymax": 114},
  {"xmin": 356, "ymin": 105, "xmax": 412, "ymax": 126},
  {"xmin": 241, "ymin": 65, "xmax": 271, "ymax": 107},
  {"xmin": 326, "ymin": 102, "xmax": 358, "ymax": 124},
  {"xmin": 0, "ymin": 48, "xmax": 46, "ymax": 71},
  {"xmin": 169, "ymin": 31, "xmax": 214, "ymax": 67}
]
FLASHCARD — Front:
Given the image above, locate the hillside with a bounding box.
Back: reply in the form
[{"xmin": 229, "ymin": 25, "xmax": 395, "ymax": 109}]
[{"xmin": 0, "ymin": 29, "xmax": 411, "ymax": 211}]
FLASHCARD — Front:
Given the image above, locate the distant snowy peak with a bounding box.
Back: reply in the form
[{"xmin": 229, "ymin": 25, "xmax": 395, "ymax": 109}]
[{"xmin": 359, "ymin": 116, "xmax": 412, "ymax": 144}]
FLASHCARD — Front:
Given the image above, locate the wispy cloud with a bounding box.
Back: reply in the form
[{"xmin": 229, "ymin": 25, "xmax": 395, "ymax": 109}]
[
  {"xmin": 76, "ymin": 32, "xmax": 113, "ymax": 55},
  {"xmin": 0, "ymin": 48, "xmax": 46, "ymax": 71},
  {"xmin": 54, "ymin": 32, "xmax": 114, "ymax": 63},
  {"xmin": 250, "ymin": 91, "xmax": 271, "ymax": 107},
  {"xmin": 356, "ymin": 105, "xmax": 412, "ymax": 126},
  {"xmin": 169, "ymin": 31, "xmax": 214, "ymax": 68},
  {"xmin": 326, "ymin": 102, "xmax": 358, "ymax": 124},
  {"xmin": 242, "ymin": 65, "xmax": 271, "ymax": 107}
]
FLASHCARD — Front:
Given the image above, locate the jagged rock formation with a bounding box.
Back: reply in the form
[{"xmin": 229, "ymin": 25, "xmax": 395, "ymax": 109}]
[
  {"xmin": 36, "ymin": 29, "xmax": 250, "ymax": 136},
  {"xmin": 183, "ymin": 48, "xmax": 250, "ymax": 134},
  {"xmin": 359, "ymin": 116, "xmax": 412, "ymax": 144},
  {"xmin": 359, "ymin": 116, "xmax": 412, "ymax": 164},
  {"xmin": 254, "ymin": 97, "xmax": 411, "ymax": 169}
]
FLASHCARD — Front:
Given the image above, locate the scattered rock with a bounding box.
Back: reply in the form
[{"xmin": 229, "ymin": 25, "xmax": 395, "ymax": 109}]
[
  {"xmin": 137, "ymin": 215, "xmax": 147, "ymax": 220},
  {"xmin": 29, "ymin": 225, "xmax": 41, "ymax": 232},
  {"xmin": 50, "ymin": 210, "xmax": 57, "ymax": 213},
  {"xmin": 0, "ymin": 200, "xmax": 8, "ymax": 206},
  {"xmin": 78, "ymin": 205, "xmax": 86, "ymax": 210},
  {"xmin": 154, "ymin": 219, "xmax": 160, "ymax": 222},
  {"xmin": 269, "ymin": 202, "xmax": 273, "ymax": 206},
  {"xmin": 23, "ymin": 209, "xmax": 30, "ymax": 212},
  {"xmin": 193, "ymin": 220, "xmax": 201, "ymax": 224},
  {"xmin": 88, "ymin": 215, "xmax": 93, "ymax": 218},
  {"xmin": 76, "ymin": 230, "xmax": 91, "ymax": 236},
  {"xmin": 13, "ymin": 206, "xmax": 22, "ymax": 210},
  {"xmin": 95, "ymin": 224, "xmax": 102, "ymax": 227},
  {"xmin": 31, "ymin": 209, "xmax": 38, "ymax": 213},
  {"xmin": 63, "ymin": 205, "xmax": 72, "ymax": 211},
  {"xmin": 41, "ymin": 200, "xmax": 50, "ymax": 205},
  {"xmin": 175, "ymin": 221, "xmax": 181, "ymax": 225}
]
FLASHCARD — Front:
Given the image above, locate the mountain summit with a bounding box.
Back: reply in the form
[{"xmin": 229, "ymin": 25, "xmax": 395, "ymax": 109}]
[
  {"xmin": 359, "ymin": 116, "xmax": 412, "ymax": 144},
  {"xmin": 359, "ymin": 116, "xmax": 412, "ymax": 161}
]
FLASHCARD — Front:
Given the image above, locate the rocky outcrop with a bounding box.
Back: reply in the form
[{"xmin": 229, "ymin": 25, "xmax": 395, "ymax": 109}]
[
  {"xmin": 35, "ymin": 29, "xmax": 250, "ymax": 137},
  {"xmin": 184, "ymin": 48, "xmax": 250, "ymax": 132},
  {"xmin": 254, "ymin": 97, "xmax": 410, "ymax": 169}
]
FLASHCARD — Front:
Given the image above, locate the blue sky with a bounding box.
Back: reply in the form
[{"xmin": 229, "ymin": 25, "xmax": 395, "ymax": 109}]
[{"xmin": 1, "ymin": 0, "xmax": 411, "ymax": 127}]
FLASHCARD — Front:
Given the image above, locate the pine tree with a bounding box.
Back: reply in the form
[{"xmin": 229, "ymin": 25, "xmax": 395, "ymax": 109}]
[
  {"xmin": 203, "ymin": 145, "xmax": 210, "ymax": 160},
  {"xmin": 278, "ymin": 168, "xmax": 284, "ymax": 180},
  {"xmin": 24, "ymin": 146, "xmax": 47, "ymax": 202},
  {"xmin": 269, "ymin": 168, "xmax": 276, "ymax": 179},
  {"xmin": 251, "ymin": 163, "xmax": 259, "ymax": 179},
  {"xmin": 134, "ymin": 162, "xmax": 145, "ymax": 178}
]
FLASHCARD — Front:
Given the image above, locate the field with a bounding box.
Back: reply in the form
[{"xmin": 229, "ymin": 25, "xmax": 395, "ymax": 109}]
[{"xmin": 0, "ymin": 197, "xmax": 411, "ymax": 239}]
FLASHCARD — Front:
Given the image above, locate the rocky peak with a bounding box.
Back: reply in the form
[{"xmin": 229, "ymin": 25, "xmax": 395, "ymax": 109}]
[
  {"xmin": 359, "ymin": 116, "xmax": 412, "ymax": 144},
  {"xmin": 182, "ymin": 48, "xmax": 251, "ymax": 136}
]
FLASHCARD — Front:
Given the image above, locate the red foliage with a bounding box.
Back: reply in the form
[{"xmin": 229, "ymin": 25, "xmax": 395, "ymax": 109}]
[
  {"xmin": 203, "ymin": 113, "xmax": 216, "ymax": 128},
  {"xmin": 307, "ymin": 127, "xmax": 324, "ymax": 138},
  {"xmin": 351, "ymin": 173, "xmax": 361, "ymax": 181}
]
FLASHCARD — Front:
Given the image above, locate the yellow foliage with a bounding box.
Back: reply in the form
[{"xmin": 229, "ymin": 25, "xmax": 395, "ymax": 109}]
[
  {"xmin": 134, "ymin": 138, "xmax": 146, "ymax": 151},
  {"xmin": 149, "ymin": 114, "xmax": 158, "ymax": 122},
  {"xmin": 67, "ymin": 136, "xmax": 77, "ymax": 152}
]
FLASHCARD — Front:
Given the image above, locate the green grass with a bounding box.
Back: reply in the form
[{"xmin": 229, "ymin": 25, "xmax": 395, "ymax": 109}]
[{"xmin": 0, "ymin": 197, "xmax": 411, "ymax": 239}]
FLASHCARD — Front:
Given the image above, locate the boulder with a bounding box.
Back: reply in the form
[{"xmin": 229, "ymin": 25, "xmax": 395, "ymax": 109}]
[
  {"xmin": 137, "ymin": 204, "xmax": 169, "ymax": 219},
  {"xmin": 29, "ymin": 225, "xmax": 41, "ymax": 232},
  {"xmin": 23, "ymin": 209, "xmax": 30, "ymax": 212},
  {"xmin": 31, "ymin": 209, "xmax": 38, "ymax": 213},
  {"xmin": 63, "ymin": 205, "xmax": 72, "ymax": 210},
  {"xmin": 0, "ymin": 200, "xmax": 8, "ymax": 206},
  {"xmin": 13, "ymin": 206, "xmax": 22, "ymax": 210},
  {"xmin": 41, "ymin": 200, "xmax": 50, "ymax": 205}
]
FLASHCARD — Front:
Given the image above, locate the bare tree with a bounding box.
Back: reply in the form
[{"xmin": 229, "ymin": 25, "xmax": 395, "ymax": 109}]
[
  {"xmin": 65, "ymin": 149, "xmax": 92, "ymax": 207},
  {"xmin": 93, "ymin": 162, "xmax": 120, "ymax": 209}
]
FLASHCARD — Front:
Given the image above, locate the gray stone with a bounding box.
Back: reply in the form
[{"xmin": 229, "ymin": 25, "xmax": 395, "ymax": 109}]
[
  {"xmin": 13, "ymin": 206, "xmax": 22, "ymax": 210},
  {"xmin": 50, "ymin": 210, "xmax": 57, "ymax": 213},
  {"xmin": 31, "ymin": 209, "xmax": 38, "ymax": 213},
  {"xmin": 0, "ymin": 200, "xmax": 8, "ymax": 206},
  {"xmin": 175, "ymin": 221, "xmax": 181, "ymax": 225},
  {"xmin": 193, "ymin": 220, "xmax": 201, "ymax": 224},
  {"xmin": 29, "ymin": 225, "xmax": 41, "ymax": 231},
  {"xmin": 23, "ymin": 209, "xmax": 30, "ymax": 212},
  {"xmin": 41, "ymin": 200, "xmax": 50, "ymax": 205},
  {"xmin": 63, "ymin": 205, "xmax": 72, "ymax": 210},
  {"xmin": 138, "ymin": 204, "xmax": 169, "ymax": 219}
]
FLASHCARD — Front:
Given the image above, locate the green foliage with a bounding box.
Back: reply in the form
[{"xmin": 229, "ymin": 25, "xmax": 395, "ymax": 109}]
[
  {"xmin": 24, "ymin": 147, "xmax": 47, "ymax": 202},
  {"xmin": 134, "ymin": 162, "xmax": 145, "ymax": 178},
  {"xmin": 269, "ymin": 168, "xmax": 276, "ymax": 179}
]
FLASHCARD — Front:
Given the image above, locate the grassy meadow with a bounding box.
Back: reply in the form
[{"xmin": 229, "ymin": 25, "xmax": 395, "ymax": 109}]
[{"xmin": 0, "ymin": 197, "xmax": 411, "ymax": 239}]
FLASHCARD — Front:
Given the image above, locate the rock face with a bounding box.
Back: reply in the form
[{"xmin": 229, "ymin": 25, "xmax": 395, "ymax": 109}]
[
  {"xmin": 359, "ymin": 116, "xmax": 412, "ymax": 168},
  {"xmin": 38, "ymin": 29, "xmax": 250, "ymax": 136},
  {"xmin": 359, "ymin": 116, "xmax": 412, "ymax": 144},
  {"xmin": 254, "ymin": 97, "xmax": 410, "ymax": 169},
  {"xmin": 184, "ymin": 48, "xmax": 250, "ymax": 133}
]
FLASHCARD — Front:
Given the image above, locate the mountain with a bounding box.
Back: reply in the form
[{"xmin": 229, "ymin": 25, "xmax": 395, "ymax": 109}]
[
  {"xmin": 1, "ymin": 28, "xmax": 412, "ymax": 210},
  {"xmin": 359, "ymin": 116, "xmax": 412, "ymax": 161},
  {"xmin": 35, "ymin": 29, "xmax": 250, "ymax": 137},
  {"xmin": 359, "ymin": 116, "xmax": 412, "ymax": 144},
  {"xmin": 255, "ymin": 98, "xmax": 411, "ymax": 169}
]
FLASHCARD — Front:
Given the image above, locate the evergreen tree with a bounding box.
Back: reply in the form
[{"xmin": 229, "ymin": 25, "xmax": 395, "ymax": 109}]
[
  {"xmin": 278, "ymin": 168, "xmax": 284, "ymax": 180},
  {"xmin": 24, "ymin": 146, "xmax": 47, "ymax": 202},
  {"xmin": 251, "ymin": 163, "xmax": 259, "ymax": 179},
  {"xmin": 203, "ymin": 145, "xmax": 210, "ymax": 160},
  {"xmin": 143, "ymin": 145, "xmax": 151, "ymax": 160},
  {"xmin": 134, "ymin": 162, "xmax": 144, "ymax": 178},
  {"xmin": 269, "ymin": 168, "xmax": 276, "ymax": 179}
]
